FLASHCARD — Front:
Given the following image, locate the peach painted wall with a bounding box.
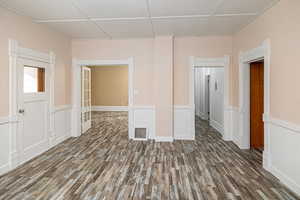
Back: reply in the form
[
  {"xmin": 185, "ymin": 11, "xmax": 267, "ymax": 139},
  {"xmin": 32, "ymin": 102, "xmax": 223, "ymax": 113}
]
[
  {"xmin": 72, "ymin": 38, "xmax": 155, "ymax": 106},
  {"xmin": 174, "ymin": 36, "xmax": 233, "ymax": 105},
  {"xmin": 232, "ymin": 0, "xmax": 300, "ymax": 124},
  {"xmin": 153, "ymin": 36, "xmax": 174, "ymax": 137},
  {"xmin": 0, "ymin": 8, "xmax": 72, "ymax": 117}
]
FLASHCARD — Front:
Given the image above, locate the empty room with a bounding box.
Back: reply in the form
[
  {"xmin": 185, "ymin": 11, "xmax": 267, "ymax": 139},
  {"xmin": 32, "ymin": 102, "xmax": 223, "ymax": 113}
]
[{"xmin": 0, "ymin": 0, "xmax": 299, "ymax": 199}]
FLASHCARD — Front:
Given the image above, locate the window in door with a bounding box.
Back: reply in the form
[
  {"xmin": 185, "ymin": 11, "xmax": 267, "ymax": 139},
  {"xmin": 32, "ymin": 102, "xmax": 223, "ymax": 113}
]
[{"xmin": 24, "ymin": 66, "xmax": 45, "ymax": 93}]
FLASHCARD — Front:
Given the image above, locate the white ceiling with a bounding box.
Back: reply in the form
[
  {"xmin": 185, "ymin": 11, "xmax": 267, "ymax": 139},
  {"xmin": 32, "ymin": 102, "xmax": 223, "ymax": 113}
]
[{"xmin": 0, "ymin": 0, "xmax": 278, "ymax": 39}]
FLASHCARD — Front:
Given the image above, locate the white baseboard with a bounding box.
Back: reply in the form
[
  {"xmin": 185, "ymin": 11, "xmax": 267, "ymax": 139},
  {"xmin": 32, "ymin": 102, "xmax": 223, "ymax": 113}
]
[
  {"xmin": 155, "ymin": 136, "xmax": 174, "ymax": 142},
  {"xmin": 0, "ymin": 163, "xmax": 9, "ymax": 175},
  {"xmin": 92, "ymin": 106, "xmax": 128, "ymax": 112},
  {"xmin": 210, "ymin": 119, "xmax": 224, "ymax": 135},
  {"xmin": 270, "ymin": 165, "xmax": 300, "ymax": 196}
]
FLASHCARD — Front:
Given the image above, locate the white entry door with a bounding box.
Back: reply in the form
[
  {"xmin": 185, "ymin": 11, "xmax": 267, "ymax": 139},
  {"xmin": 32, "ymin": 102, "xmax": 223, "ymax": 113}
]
[
  {"xmin": 81, "ymin": 66, "xmax": 91, "ymax": 133},
  {"xmin": 17, "ymin": 58, "xmax": 50, "ymax": 164}
]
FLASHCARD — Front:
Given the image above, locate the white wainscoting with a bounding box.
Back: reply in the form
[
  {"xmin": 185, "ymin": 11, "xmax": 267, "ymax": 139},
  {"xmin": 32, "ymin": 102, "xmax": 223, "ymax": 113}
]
[
  {"xmin": 231, "ymin": 109, "xmax": 300, "ymax": 196},
  {"xmin": 265, "ymin": 117, "xmax": 300, "ymax": 195},
  {"xmin": 0, "ymin": 105, "xmax": 72, "ymax": 176},
  {"xmin": 174, "ymin": 105, "xmax": 194, "ymax": 140},
  {"xmin": 92, "ymin": 106, "xmax": 129, "ymax": 112},
  {"xmin": 223, "ymin": 106, "xmax": 239, "ymax": 142},
  {"xmin": 0, "ymin": 118, "xmax": 10, "ymax": 175},
  {"xmin": 210, "ymin": 119, "xmax": 224, "ymax": 135},
  {"xmin": 132, "ymin": 106, "xmax": 155, "ymax": 140},
  {"xmin": 53, "ymin": 105, "xmax": 72, "ymax": 146}
]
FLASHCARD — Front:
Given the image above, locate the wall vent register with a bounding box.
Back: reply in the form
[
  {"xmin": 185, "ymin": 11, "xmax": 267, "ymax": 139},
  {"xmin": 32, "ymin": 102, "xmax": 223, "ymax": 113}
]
[{"xmin": 134, "ymin": 128, "xmax": 147, "ymax": 140}]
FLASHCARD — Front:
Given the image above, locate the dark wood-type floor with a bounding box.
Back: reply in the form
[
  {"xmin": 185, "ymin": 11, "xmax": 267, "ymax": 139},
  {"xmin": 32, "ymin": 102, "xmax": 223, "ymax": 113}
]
[{"xmin": 0, "ymin": 111, "xmax": 299, "ymax": 200}]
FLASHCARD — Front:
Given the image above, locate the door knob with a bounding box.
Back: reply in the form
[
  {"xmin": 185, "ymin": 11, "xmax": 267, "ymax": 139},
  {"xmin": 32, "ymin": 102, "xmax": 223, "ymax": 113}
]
[{"xmin": 18, "ymin": 109, "xmax": 25, "ymax": 114}]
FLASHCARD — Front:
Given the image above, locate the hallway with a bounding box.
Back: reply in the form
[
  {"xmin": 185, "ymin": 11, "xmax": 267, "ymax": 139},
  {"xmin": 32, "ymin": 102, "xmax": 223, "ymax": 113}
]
[{"xmin": 0, "ymin": 113, "xmax": 298, "ymax": 200}]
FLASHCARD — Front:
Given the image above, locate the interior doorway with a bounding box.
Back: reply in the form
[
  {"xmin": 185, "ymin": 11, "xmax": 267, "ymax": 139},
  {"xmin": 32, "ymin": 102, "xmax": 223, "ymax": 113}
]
[
  {"xmin": 80, "ymin": 65, "xmax": 129, "ymax": 134},
  {"xmin": 194, "ymin": 67, "xmax": 224, "ymax": 135},
  {"xmin": 250, "ymin": 61, "xmax": 264, "ymax": 151}
]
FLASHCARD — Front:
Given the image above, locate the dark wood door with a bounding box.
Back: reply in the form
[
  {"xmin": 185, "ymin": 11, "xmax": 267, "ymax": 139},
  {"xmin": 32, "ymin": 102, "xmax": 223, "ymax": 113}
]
[{"xmin": 250, "ymin": 61, "xmax": 264, "ymax": 149}]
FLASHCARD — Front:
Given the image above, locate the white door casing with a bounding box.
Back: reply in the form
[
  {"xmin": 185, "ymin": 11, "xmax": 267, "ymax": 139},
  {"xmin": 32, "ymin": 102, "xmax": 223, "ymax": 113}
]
[
  {"xmin": 72, "ymin": 58, "xmax": 134, "ymax": 139},
  {"xmin": 8, "ymin": 39, "xmax": 55, "ymax": 168},
  {"xmin": 190, "ymin": 56, "xmax": 230, "ymax": 141},
  {"xmin": 238, "ymin": 39, "xmax": 271, "ymax": 170},
  {"xmin": 81, "ymin": 66, "xmax": 92, "ymax": 133},
  {"xmin": 209, "ymin": 68, "xmax": 225, "ymax": 133}
]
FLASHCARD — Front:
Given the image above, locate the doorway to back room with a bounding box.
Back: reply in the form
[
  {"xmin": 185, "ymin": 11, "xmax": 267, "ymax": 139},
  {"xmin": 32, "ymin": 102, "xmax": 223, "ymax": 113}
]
[
  {"xmin": 194, "ymin": 67, "xmax": 224, "ymax": 137},
  {"xmin": 81, "ymin": 65, "xmax": 129, "ymax": 137}
]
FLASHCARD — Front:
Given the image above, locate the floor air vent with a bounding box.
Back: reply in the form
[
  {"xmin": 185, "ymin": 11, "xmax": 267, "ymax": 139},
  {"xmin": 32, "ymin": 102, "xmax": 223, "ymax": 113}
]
[{"xmin": 134, "ymin": 128, "xmax": 148, "ymax": 140}]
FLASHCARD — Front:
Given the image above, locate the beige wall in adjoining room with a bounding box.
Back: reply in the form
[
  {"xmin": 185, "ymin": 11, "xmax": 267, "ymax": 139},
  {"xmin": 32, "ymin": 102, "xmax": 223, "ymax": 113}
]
[
  {"xmin": 232, "ymin": 0, "xmax": 300, "ymax": 124},
  {"xmin": 90, "ymin": 66, "xmax": 128, "ymax": 106},
  {"xmin": 0, "ymin": 8, "xmax": 72, "ymax": 117},
  {"xmin": 174, "ymin": 36, "xmax": 233, "ymax": 105}
]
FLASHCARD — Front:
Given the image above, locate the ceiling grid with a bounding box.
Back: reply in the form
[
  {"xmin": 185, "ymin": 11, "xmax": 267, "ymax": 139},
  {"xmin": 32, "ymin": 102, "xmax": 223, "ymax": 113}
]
[{"xmin": 0, "ymin": 0, "xmax": 279, "ymax": 39}]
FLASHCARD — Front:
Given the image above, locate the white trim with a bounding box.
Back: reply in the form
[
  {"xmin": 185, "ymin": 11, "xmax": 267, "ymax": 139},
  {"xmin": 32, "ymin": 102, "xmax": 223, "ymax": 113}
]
[
  {"xmin": 0, "ymin": 117, "xmax": 10, "ymax": 125},
  {"xmin": 210, "ymin": 119, "xmax": 224, "ymax": 134},
  {"xmin": 0, "ymin": 164, "xmax": 10, "ymax": 175},
  {"xmin": 132, "ymin": 105, "xmax": 155, "ymax": 140},
  {"xmin": 238, "ymin": 39, "xmax": 271, "ymax": 170},
  {"xmin": 190, "ymin": 56, "xmax": 230, "ymax": 141},
  {"xmin": 92, "ymin": 106, "xmax": 128, "ymax": 112},
  {"xmin": 72, "ymin": 58, "xmax": 134, "ymax": 139},
  {"xmin": 8, "ymin": 39, "xmax": 55, "ymax": 170},
  {"xmin": 265, "ymin": 116, "xmax": 300, "ymax": 195},
  {"xmin": 0, "ymin": 116, "xmax": 18, "ymax": 125},
  {"xmin": 54, "ymin": 105, "xmax": 72, "ymax": 113},
  {"xmin": 269, "ymin": 166, "xmax": 300, "ymax": 196},
  {"xmin": 155, "ymin": 136, "xmax": 174, "ymax": 142},
  {"xmin": 264, "ymin": 116, "xmax": 300, "ymax": 134},
  {"xmin": 174, "ymin": 105, "xmax": 191, "ymax": 109},
  {"xmin": 173, "ymin": 105, "xmax": 194, "ymax": 140},
  {"xmin": 132, "ymin": 105, "xmax": 155, "ymax": 110}
]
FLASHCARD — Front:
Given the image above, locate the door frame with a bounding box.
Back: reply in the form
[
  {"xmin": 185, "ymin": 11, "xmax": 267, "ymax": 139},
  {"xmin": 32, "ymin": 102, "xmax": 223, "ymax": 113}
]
[
  {"xmin": 81, "ymin": 66, "xmax": 92, "ymax": 133},
  {"xmin": 8, "ymin": 39, "xmax": 55, "ymax": 168},
  {"xmin": 190, "ymin": 55, "xmax": 230, "ymax": 140},
  {"xmin": 238, "ymin": 39, "xmax": 271, "ymax": 169},
  {"xmin": 72, "ymin": 58, "xmax": 134, "ymax": 139}
]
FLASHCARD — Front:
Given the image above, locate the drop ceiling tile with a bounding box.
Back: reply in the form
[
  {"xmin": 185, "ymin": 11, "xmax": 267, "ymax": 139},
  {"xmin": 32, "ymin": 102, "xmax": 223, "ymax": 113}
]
[
  {"xmin": 152, "ymin": 18, "xmax": 210, "ymax": 36},
  {"xmin": 46, "ymin": 21, "xmax": 108, "ymax": 38},
  {"xmin": 1, "ymin": 0, "xmax": 84, "ymax": 19},
  {"xmin": 215, "ymin": 0, "xmax": 277, "ymax": 15},
  {"xmin": 95, "ymin": 19, "xmax": 153, "ymax": 38},
  {"xmin": 149, "ymin": 0, "xmax": 221, "ymax": 17},
  {"xmin": 74, "ymin": 0, "xmax": 148, "ymax": 18}
]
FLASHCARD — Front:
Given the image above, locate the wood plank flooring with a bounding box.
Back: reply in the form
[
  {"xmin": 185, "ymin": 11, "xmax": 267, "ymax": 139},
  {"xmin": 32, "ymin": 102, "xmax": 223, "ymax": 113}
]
[{"xmin": 0, "ymin": 111, "xmax": 298, "ymax": 200}]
